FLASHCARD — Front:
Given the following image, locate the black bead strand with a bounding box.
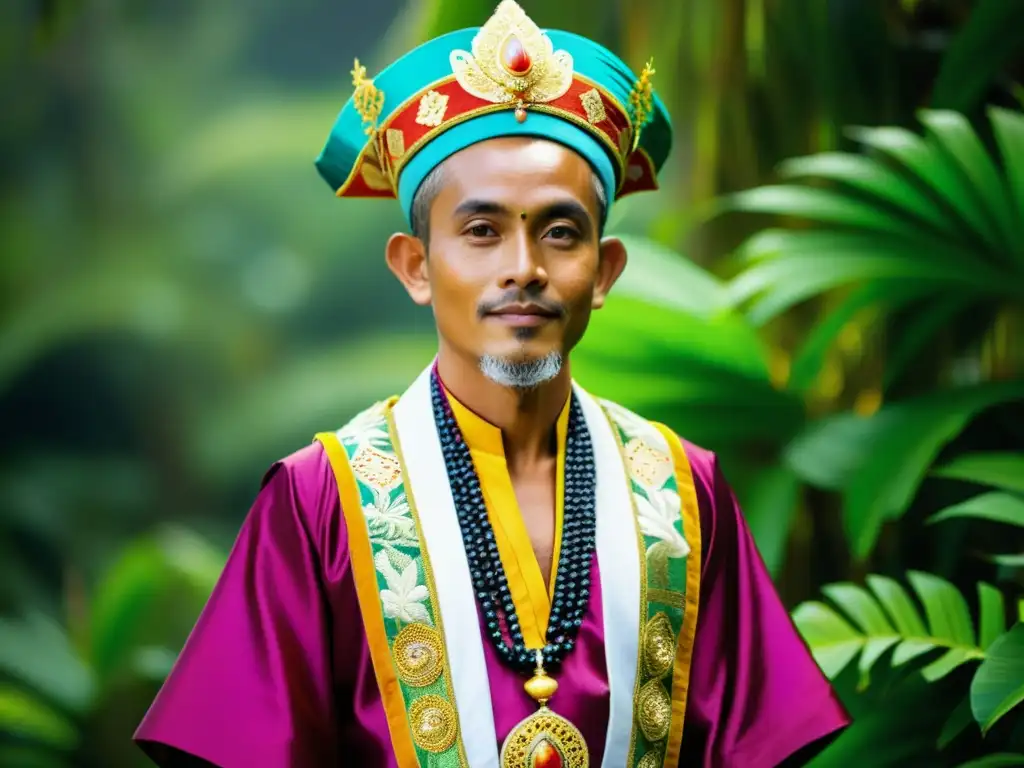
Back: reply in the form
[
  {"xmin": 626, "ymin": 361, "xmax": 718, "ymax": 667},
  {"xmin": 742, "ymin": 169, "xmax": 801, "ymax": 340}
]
[{"xmin": 430, "ymin": 369, "xmax": 597, "ymax": 675}]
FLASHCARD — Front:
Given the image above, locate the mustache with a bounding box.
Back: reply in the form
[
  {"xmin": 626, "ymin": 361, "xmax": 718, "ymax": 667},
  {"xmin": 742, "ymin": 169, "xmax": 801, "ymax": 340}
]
[{"xmin": 477, "ymin": 291, "xmax": 567, "ymax": 319}]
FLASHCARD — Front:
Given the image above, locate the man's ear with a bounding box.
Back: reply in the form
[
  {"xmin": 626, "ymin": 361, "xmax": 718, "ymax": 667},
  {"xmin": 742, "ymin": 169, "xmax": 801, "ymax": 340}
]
[
  {"xmin": 592, "ymin": 236, "xmax": 627, "ymax": 309},
  {"xmin": 385, "ymin": 233, "xmax": 431, "ymax": 306}
]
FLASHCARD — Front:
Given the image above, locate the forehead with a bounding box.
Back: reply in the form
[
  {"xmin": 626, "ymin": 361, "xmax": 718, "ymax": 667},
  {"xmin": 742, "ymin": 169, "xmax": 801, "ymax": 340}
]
[{"xmin": 435, "ymin": 137, "xmax": 596, "ymax": 203}]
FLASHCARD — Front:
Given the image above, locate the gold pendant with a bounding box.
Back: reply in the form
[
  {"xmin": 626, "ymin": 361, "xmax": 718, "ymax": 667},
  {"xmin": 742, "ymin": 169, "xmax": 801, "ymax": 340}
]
[{"xmin": 500, "ymin": 651, "xmax": 589, "ymax": 768}]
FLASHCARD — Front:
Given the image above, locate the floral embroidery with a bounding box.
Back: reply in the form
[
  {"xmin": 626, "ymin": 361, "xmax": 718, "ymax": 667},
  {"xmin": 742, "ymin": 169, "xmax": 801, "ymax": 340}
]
[
  {"xmin": 365, "ymin": 487, "xmax": 417, "ymax": 538},
  {"xmin": 634, "ymin": 487, "xmax": 690, "ymax": 560},
  {"xmin": 338, "ymin": 401, "xmax": 391, "ymax": 453},
  {"xmin": 376, "ymin": 550, "xmax": 433, "ymax": 626},
  {"xmin": 601, "ymin": 398, "xmax": 688, "ymax": 768}
]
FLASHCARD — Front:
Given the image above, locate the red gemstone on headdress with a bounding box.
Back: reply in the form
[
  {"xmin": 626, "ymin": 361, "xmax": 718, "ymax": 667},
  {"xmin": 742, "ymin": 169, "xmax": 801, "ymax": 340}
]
[
  {"xmin": 501, "ymin": 35, "xmax": 532, "ymax": 74},
  {"xmin": 529, "ymin": 739, "xmax": 563, "ymax": 768}
]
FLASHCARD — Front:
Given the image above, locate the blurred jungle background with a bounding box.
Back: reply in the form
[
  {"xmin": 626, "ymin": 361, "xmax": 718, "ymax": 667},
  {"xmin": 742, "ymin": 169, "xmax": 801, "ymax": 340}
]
[{"xmin": 3, "ymin": 0, "xmax": 1024, "ymax": 765}]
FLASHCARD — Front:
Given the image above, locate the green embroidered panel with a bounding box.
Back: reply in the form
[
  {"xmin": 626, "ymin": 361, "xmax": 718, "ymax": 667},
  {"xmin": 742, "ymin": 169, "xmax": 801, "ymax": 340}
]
[
  {"xmin": 337, "ymin": 402, "xmax": 467, "ymax": 768},
  {"xmin": 601, "ymin": 401, "xmax": 690, "ymax": 768}
]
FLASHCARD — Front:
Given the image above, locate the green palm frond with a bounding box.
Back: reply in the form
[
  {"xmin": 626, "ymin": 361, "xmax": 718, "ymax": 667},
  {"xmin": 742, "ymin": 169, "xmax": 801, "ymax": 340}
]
[
  {"xmin": 717, "ymin": 107, "xmax": 1024, "ymax": 390},
  {"xmin": 794, "ymin": 571, "xmax": 1024, "ymax": 734},
  {"xmin": 793, "ymin": 572, "xmax": 1004, "ymax": 685}
]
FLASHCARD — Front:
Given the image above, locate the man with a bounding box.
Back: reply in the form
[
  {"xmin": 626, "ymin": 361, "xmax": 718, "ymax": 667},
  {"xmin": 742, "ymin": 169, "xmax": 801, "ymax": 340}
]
[{"xmin": 135, "ymin": 2, "xmax": 849, "ymax": 766}]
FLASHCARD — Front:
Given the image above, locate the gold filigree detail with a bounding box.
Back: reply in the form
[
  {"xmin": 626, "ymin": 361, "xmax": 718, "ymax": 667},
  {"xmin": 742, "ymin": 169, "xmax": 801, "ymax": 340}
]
[
  {"xmin": 408, "ymin": 695, "xmax": 458, "ymax": 753},
  {"xmin": 351, "ymin": 445, "xmax": 402, "ymax": 489},
  {"xmin": 647, "ymin": 587, "xmax": 686, "ymax": 609},
  {"xmin": 500, "ymin": 707, "xmax": 589, "ymax": 768},
  {"xmin": 579, "ymin": 88, "xmax": 607, "ymax": 124},
  {"xmin": 392, "ymin": 623, "xmax": 444, "ymax": 687},
  {"xmin": 637, "ymin": 748, "xmax": 665, "ymax": 768},
  {"xmin": 415, "ymin": 90, "xmax": 450, "ymax": 127},
  {"xmin": 385, "ymin": 128, "xmax": 406, "ymax": 159},
  {"xmin": 351, "ymin": 58, "xmax": 385, "ymax": 136},
  {"xmin": 450, "ymin": 0, "xmax": 573, "ymax": 110},
  {"xmin": 636, "ymin": 678, "xmax": 672, "ymax": 742},
  {"xmin": 628, "ymin": 58, "xmax": 656, "ymax": 150},
  {"xmin": 625, "ymin": 437, "xmax": 673, "ymax": 488},
  {"xmin": 642, "ymin": 612, "xmax": 676, "ymax": 678}
]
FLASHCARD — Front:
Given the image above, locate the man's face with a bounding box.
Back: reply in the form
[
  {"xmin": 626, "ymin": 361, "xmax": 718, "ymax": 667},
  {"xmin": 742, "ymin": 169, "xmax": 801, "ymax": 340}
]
[{"xmin": 419, "ymin": 137, "xmax": 620, "ymax": 373}]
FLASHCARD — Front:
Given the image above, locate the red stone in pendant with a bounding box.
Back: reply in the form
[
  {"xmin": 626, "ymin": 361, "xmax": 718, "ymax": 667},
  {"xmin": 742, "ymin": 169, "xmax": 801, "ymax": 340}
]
[
  {"xmin": 529, "ymin": 738, "xmax": 563, "ymax": 768},
  {"xmin": 501, "ymin": 34, "xmax": 532, "ymax": 74}
]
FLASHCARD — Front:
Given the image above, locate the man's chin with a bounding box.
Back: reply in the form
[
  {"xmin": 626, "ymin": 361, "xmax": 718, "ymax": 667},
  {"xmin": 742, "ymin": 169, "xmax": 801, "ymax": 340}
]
[{"xmin": 478, "ymin": 350, "xmax": 563, "ymax": 390}]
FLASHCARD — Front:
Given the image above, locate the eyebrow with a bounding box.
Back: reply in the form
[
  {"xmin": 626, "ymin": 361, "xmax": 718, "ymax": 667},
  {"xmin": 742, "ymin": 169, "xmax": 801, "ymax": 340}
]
[
  {"xmin": 452, "ymin": 199, "xmax": 512, "ymax": 219},
  {"xmin": 538, "ymin": 200, "xmax": 594, "ymax": 235}
]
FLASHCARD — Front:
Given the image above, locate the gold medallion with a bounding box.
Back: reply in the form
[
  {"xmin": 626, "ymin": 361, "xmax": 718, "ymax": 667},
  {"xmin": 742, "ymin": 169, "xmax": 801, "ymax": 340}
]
[
  {"xmin": 500, "ymin": 652, "xmax": 589, "ymax": 768},
  {"xmin": 408, "ymin": 694, "xmax": 458, "ymax": 753},
  {"xmin": 641, "ymin": 612, "xmax": 675, "ymax": 678},
  {"xmin": 393, "ymin": 622, "xmax": 444, "ymax": 687}
]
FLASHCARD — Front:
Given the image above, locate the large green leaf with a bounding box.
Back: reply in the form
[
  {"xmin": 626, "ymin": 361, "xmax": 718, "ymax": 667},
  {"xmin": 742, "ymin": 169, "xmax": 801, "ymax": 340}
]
[
  {"xmin": 0, "ymin": 614, "xmax": 94, "ymax": 714},
  {"xmin": 845, "ymin": 123, "xmax": 1003, "ymax": 254},
  {"xmin": 719, "ymin": 185, "xmax": 943, "ymax": 242},
  {"xmin": 776, "ymin": 152, "xmax": 962, "ymax": 238},
  {"xmin": 929, "ymin": 492, "xmax": 1024, "ymax": 529},
  {"xmin": 919, "ymin": 110, "xmax": 1019, "ymax": 258},
  {"xmin": 0, "ymin": 684, "xmax": 78, "ymax": 751},
  {"xmin": 932, "ymin": 453, "xmax": 1024, "ymax": 494},
  {"xmin": 89, "ymin": 530, "xmax": 225, "ymax": 683},
  {"xmin": 726, "ymin": 228, "xmax": 1017, "ymax": 325},
  {"xmin": 991, "ymin": 108, "xmax": 1024, "ymax": 248},
  {"xmin": 805, "ymin": 674, "xmax": 947, "ymax": 767},
  {"xmin": 971, "ymin": 623, "xmax": 1024, "ymax": 734},
  {"xmin": 784, "ymin": 382, "xmax": 1024, "ymax": 558},
  {"xmin": 792, "ymin": 572, "xmax": 1001, "ymax": 685},
  {"xmin": 610, "ymin": 235, "xmax": 731, "ymax": 318},
  {"xmin": 931, "ymin": 0, "xmax": 1024, "ymax": 115},
  {"xmin": 955, "ymin": 756, "xmax": 1024, "ymax": 768},
  {"xmin": 574, "ymin": 292, "xmax": 805, "ymax": 449}
]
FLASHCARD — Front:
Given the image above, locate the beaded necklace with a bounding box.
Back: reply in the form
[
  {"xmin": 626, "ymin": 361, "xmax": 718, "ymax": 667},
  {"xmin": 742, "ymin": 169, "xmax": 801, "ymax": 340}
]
[{"xmin": 430, "ymin": 366, "xmax": 596, "ymax": 767}]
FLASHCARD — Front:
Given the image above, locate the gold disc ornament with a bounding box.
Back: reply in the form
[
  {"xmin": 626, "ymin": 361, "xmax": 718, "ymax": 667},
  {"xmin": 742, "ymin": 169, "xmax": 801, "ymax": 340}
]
[{"xmin": 500, "ymin": 652, "xmax": 589, "ymax": 768}]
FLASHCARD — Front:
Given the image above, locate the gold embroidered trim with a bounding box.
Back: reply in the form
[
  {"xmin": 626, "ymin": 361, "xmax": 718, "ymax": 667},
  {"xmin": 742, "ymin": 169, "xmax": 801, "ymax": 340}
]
[
  {"xmin": 408, "ymin": 694, "xmax": 459, "ymax": 753},
  {"xmin": 642, "ymin": 613, "xmax": 675, "ymax": 678},
  {"xmin": 580, "ymin": 88, "xmax": 608, "ymax": 124},
  {"xmin": 393, "ymin": 623, "xmax": 444, "ymax": 687},
  {"xmin": 646, "ymin": 588, "xmax": 685, "ymax": 609},
  {"xmin": 636, "ymin": 679, "xmax": 672, "ymax": 742},
  {"xmin": 416, "ymin": 90, "xmax": 450, "ymax": 127},
  {"xmin": 637, "ymin": 749, "xmax": 664, "ymax": 768},
  {"xmin": 385, "ymin": 409, "xmax": 470, "ymax": 767}
]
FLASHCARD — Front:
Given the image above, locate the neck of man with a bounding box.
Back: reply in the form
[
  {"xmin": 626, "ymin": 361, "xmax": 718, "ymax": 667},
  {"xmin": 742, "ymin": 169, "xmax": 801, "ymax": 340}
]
[{"xmin": 435, "ymin": 344, "xmax": 570, "ymax": 470}]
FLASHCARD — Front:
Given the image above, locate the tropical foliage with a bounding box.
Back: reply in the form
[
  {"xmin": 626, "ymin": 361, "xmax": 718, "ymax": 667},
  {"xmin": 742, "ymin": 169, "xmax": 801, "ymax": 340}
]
[{"xmin": 1, "ymin": 0, "xmax": 1023, "ymax": 766}]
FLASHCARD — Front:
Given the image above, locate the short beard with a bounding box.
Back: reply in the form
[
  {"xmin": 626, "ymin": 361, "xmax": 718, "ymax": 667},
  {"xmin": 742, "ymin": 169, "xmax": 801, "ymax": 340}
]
[{"xmin": 479, "ymin": 352, "xmax": 563, "ymax": 390}]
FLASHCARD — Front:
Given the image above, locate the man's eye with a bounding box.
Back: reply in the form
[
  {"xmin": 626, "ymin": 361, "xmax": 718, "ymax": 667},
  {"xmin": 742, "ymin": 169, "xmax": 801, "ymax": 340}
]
[
  {"xmin": 468, "ymin": 224, "xmax": 496, "ymax": 237},
  {"xmin": 546, "ymin": 225, "xmax": 578, "ymax": 241}
]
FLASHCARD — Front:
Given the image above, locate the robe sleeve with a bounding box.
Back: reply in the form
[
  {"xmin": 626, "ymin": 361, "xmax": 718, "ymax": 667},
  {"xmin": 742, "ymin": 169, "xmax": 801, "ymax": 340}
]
[
  {"xmin": 680, "ymin": 442, "xmax": 850, "ymax": 767},
  {"xmin": 134, "ymin": 444, "xmax": 341, "ymax": 767}
]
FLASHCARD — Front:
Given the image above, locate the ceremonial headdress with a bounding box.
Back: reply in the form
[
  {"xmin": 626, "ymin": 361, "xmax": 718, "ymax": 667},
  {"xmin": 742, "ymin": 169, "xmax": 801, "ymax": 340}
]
[{"xmin": 315, "ymin": 0, "xmax": 672, "ymax": 224}]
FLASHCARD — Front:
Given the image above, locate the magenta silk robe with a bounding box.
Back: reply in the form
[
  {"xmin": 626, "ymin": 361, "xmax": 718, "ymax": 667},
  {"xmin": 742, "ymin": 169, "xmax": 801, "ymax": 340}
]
[{"xmin": 134, "ymin": 436, "xmax": 849, "ymax": 767}]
